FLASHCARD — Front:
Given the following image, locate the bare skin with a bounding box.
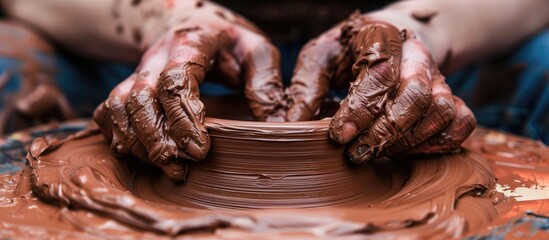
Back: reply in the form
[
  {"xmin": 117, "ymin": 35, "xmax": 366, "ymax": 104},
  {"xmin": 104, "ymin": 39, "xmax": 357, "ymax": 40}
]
[
  {"xmin": 286, "ymin": 0, "xmax": 549, "ymax": 163},
  {"xmin": 1, "ymin": 0, "xmax": 548, "ymax": 177},
  {"xmin": 3, "ymin": 0, "xmax": 286, "ymax": 181}
]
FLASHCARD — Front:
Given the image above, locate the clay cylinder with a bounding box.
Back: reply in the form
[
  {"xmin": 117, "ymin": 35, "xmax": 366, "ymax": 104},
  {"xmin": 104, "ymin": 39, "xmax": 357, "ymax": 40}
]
[{"xmin": 154, "ymin": 118, "xmax": 378, "ymax": 209}]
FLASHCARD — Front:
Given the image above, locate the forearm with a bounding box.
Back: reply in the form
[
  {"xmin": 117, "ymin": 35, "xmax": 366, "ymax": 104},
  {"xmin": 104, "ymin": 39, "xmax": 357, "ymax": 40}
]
[
  {"xmin": 370, "ymin": 0, "xmax": 549, "ymax": 73},
  {"xmin": 0, "ymin": 0, "xmax": 202, "ymax": 62}
]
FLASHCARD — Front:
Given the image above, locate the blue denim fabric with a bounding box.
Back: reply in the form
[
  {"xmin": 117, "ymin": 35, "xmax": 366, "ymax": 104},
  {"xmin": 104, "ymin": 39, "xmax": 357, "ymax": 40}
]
[
  {"xmin": 0, "ymin": 51, "xmax": 56, "ymax": 110},
  {"xmin": 54, "ymin": 55, "xmax": 134, "ymax": 116},
  {"xmin": 446, "ymin": 30, "xmax": 549, "ymax": 143},
  {"xmin": 0, "ymin": 58, "xmax": 20, "ymax": 112}
]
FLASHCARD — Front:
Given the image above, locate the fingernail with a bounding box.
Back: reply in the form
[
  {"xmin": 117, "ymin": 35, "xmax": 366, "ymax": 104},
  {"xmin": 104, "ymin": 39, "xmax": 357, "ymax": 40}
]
[
  {"xmin": 162, "ymin": 161, "xmax": 189, "ymax": 182},
  {"xmin": 341, "ymin": 122, "xmax": 358, "ymax": 143},
  {"xmin": 348, "ymin": 145, "xmax": 372, "ymax": 165},
  {"xmin": 182, "ymin": 134, "xmax": 210, "ymax": 161},
  {"xmin": 265, "ymin": 114, "xmax": 286, "ymax": 123}
]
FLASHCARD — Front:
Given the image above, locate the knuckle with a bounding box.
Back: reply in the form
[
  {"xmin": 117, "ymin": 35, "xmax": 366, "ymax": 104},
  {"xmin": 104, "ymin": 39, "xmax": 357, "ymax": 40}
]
[
  {"xmin": 433, "ymin": 93, "xmax": 454, "ymax": 109},
  {"xmin": 431, "ymin": 95, "xmax": 456, "ymax": 125},
  {"xmin": 126, "ymin": 87, "xmax": 155, "ymax": 108},
  {"xmin": 455, "ymin": 101, "xmax": 477, "ymax": 132},
  {"xmin": 401, "ymin": 78, "xmax": 432, "ymax": 111},
  {"xmin": 159, "ymin": 68, "xmax": 184, "ymax": 89},
  {"xmin": 375, "ymin": 122, "xmax": 396, "ymax": 143},
  {"xmin": 105, "ymin": 96, "xmax": 127, "ymax": 116},
  {"xmin": 457, "ymin": 115, "xmax": 476, "ymax": 137},
  {"xmin": 187, "ymin": 98, "xmax": 206, "ymax": 115},
  {"xmin": 92, "ymin": 101, "xmax": 108, "ymax": 122},
  {"xmin": 159, "ymin": 63, "xmax": 204, "ymax": 93},
  {"xmin": 348, "ymin": 91, "xmax": 380, "ymax": 115},
  {"xmin": 407, "ymin": 77, "xmax": 431, "ymax": 95}
]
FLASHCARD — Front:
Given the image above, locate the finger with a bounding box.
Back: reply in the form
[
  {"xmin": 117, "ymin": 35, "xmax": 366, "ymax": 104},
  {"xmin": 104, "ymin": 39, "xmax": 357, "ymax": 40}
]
[
  {"xmin": 125, "ymin": 42, "xmax": 189, "ymax": 181},
  {"xmin": 14, "ymin": 81, "xmax": 60, "ymax": 117},
  {"xmin": 286, "ymin": 27, "xmax": 343, "ymax": 121},
  {"xmin": 346, "ymin": 38, "xmax": 433, "ymax": 164},
  {"xmin": 382, "ymin": 71, "xmax": 455, "ymax": 156},
  {"xmin": 157, "ymin": 27, "xmax": 230, "ymax": 161},
  {"xmin": 235, "ymin": 28, "xmax": 286, "ymax": 122},
  {"xmin": 14, "ymin": 73, "xmax": 75, "ymax": 119},
  {"xmin": 329, "ymin": 20, "xmax": 403, "ymax": 144},
  {"xmin": 93, "ymin": 76, "xmax": 148, "ymax": 161},
  {"xmin": 409, "ymin": 96, "xmax": 476, "ymax": 154},
  {"xmin": 93, "ymin": 103, "xmax": 114, "ymax": 144},
  {"xmin": 126, "ymin": 80, "xmax": 188, "ymax": 181},
  {"xmin": 94, "ymin": 97, "xmax": 148, "ymax": 161}
]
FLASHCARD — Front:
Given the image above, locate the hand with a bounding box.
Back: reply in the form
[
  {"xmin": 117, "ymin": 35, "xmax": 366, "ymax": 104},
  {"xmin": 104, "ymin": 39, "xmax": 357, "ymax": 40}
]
[
  {"xmin": 93, "ymin": 1, "xmax": 285, "ymax": 181},
  {"xmin": 0, "ymin": 22, "xmax": 74, "ymax": 133},
  {"xmin": 286, "ymin": 12, "xmax": 476, "ymax": 164}
]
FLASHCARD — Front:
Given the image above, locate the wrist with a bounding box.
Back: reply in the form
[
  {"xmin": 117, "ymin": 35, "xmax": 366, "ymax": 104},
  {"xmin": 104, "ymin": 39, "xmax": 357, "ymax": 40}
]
[
  {"xmin": 120, "ymin": 0, "xmax": 198, "ymax": 51},
  {"xmin": 367, "ymin": 1, "xmax": 451, "ymax": 69},
  {"xmin": 138, "ymin": 0, "xmax": 231, "ymax": 51}
]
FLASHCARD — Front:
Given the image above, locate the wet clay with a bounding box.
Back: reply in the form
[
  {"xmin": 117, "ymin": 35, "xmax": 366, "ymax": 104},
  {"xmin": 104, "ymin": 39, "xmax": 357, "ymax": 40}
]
[
  {"xmin": 461, "ymin": 129, "xmax": 549, "ymax": 239},
  {"xmin": 3, "ymin": 120, "xmax": 548, "ymax": 239},
  {"xmin": 94, "ymin": 0, "xmax": 287, "ymax": 182},
  {"xmin": 134, "ymin": 118, "xmax": 402, "ymax": 210},
  {"xmin": 287, "ymin": 13, "xmax": 475, "ymax": 166}
]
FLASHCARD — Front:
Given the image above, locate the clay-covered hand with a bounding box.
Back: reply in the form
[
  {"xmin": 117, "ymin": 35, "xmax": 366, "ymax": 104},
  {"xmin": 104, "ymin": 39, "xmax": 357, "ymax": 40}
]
[
  {"xmin": 286, "ymin": 13, "xmax": 476, "ymax": 164},
  {"xmin": 93, "ymin": 1, "xmax": 285, "ymax": 181},
  {"xmin": 0, "ymin": 22, "xmax": 74, "ymax": 133}
]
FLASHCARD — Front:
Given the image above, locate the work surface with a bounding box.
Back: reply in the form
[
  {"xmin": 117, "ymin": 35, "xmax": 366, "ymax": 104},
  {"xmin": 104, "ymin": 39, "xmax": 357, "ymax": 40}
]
[{"xmin": 0, "ymin": 121, "xmax": 548, "ymax": 239}]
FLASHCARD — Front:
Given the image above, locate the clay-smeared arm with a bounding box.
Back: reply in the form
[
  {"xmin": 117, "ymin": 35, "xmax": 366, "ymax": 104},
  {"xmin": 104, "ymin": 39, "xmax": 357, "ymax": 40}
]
[
  {"xmin": 368, "ymin": 0, "xmax": 549, "ymax": 73},
  {"xmin": 3, "ymin": 0, "xmax": 285, "ymax": 181},
  {"xmin": 287, "ymin": 0, "xmax": 548, "ymax": 163}
]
